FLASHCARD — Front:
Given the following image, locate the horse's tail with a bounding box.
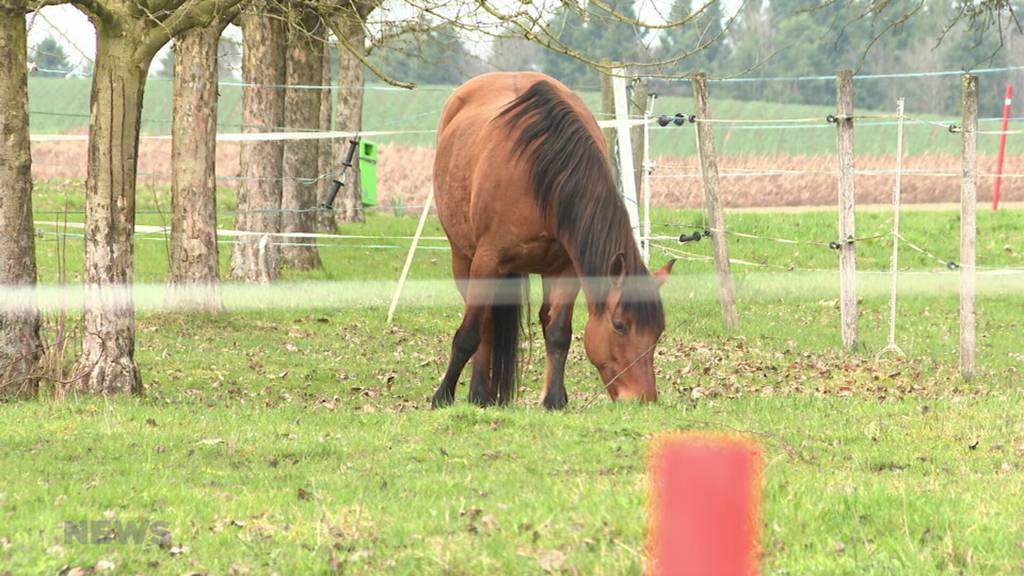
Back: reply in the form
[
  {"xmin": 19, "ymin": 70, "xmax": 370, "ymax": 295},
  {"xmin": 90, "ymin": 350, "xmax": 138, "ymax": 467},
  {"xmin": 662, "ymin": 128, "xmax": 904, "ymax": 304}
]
[{"xmin": 491, "ymin": 274, "xmax": 526, "ymax": 405}]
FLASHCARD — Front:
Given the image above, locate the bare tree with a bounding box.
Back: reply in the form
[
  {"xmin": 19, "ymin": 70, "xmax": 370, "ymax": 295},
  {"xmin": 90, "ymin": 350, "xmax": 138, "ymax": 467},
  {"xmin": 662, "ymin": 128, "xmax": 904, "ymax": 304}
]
[
  {"xmin": 231, "ymin": 5, "xmax": 287, "ymax": 283},
  {"xmin": 168, "ymin": 21, "xmax": 234, "ymax": 310},
  {"xmin": 67, "ymin": 0, "xmax": 246, "ymax": 393},
  {"xmin": 281, "ymin": 9, "xmax": 325, "ymax": 270},
  {"xmin": 0, "ymin": 0, "xmax": 42, "ymax": 399}
]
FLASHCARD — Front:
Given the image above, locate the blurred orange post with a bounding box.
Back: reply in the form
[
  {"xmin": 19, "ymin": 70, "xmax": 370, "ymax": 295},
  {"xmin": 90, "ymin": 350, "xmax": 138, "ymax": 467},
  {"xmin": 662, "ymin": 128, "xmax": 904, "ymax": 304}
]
[
  {"xmin": 648, "ymin": 433, "xmax": 762, "ymax": 576},
  {"xmin": 994, "ymin": 84, "xmax": 1013, "ymax": 211}
]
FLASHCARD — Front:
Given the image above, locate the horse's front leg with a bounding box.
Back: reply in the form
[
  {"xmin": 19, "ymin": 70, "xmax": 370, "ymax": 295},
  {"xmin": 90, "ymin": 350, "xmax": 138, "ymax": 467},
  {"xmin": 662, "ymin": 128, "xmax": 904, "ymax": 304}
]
[
  {"xmin": 432, "ymin": 254, "xmax": 500, "ymax": 408},
  {"xmin": 541, "ymin": 270, "xmax": 579, "ymax": 410}
]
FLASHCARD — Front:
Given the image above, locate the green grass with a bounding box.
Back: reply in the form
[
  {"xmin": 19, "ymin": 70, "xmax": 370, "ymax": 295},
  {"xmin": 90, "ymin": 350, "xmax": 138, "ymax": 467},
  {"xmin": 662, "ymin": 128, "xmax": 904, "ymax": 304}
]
[
  {"xmin": 3, "ymin": 182, "xmax": 1024, "ymax": 574},
  {"xmin": 27, "ymin": 76, "xmax": 1018, "ymax": 156}
]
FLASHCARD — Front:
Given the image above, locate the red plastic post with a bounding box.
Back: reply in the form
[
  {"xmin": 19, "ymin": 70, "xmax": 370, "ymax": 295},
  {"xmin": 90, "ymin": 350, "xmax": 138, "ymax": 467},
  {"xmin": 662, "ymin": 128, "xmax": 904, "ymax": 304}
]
[
  {"xmin": 647, "ymin": 433, "xmax": 762, "ymax": 576},
  {"xmin": 994, "ymin": 84, "xmax": 1013, "ymax": 211}
]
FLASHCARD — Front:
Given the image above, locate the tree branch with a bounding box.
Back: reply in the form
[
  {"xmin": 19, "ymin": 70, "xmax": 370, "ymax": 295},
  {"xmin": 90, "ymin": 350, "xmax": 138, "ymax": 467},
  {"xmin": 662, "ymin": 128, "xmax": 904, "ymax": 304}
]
[
  {"xmin": 326, "ymin": 10, "xmax": 415, "ymax": 89},
  {"xmin": 139, "ymin": 0, "xmax": 253, "ymax": 58}
]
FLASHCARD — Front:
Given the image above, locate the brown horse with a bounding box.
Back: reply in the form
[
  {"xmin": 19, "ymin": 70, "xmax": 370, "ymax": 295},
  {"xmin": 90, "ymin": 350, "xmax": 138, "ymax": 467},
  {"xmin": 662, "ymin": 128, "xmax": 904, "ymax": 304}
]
[{"xmin": 432, "ymin": 72, "xmax": 675, "ymax": 410}]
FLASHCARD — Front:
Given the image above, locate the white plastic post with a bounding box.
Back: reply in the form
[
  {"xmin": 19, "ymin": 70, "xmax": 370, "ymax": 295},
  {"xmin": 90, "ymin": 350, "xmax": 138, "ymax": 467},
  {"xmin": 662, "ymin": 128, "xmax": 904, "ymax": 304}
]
[
  {"xmin": 612, "ymin": 68, "xmax": 642, "ymax": 250},
  {"xmin": 878, "ymin": 98, "xmax": 905, "ymax": 360},
  {"xmin": 387, "ymin": 187, "xmax": 434, "ymax": 324}
]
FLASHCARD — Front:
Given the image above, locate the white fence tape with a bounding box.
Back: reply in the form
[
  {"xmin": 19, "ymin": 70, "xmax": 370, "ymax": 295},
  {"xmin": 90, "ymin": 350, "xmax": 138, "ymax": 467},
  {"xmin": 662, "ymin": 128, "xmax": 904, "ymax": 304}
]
[
  {"xmin": 29, "ymin": 118, "xmax": 652, "ymax": 144},
  {"xmin": 33, "ymin": 220, "xmax": 449, "ymax": 242}
]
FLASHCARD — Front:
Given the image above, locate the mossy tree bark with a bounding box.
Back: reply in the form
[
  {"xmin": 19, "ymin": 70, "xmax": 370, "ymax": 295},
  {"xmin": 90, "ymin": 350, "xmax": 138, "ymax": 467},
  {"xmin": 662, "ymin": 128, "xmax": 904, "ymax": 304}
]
[
  {"xmin": 168, "ymin": 23, "xmax": 229, "ymax": 310},
  {"xmin": 231, "ymin": 9, "xmax": 286, "ymax": 283},
  {"xmin": 280, "ymin": 10, "xmax": 323, "ymax": 271},
  {"xmin": 0, "ymin": 1, "xmax": 42, "ymax": 399}
]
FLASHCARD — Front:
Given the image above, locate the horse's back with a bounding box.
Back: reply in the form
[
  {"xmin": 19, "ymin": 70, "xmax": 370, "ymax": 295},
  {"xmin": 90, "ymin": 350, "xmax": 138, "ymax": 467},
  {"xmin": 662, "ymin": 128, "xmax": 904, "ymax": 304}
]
[
  {"xmin": 437, "ymin": 72, "xmax": 551, "ymax": 132},
  {"xmin": 434, "ymin": 72, "xmax": 580, "ymax": 267}
]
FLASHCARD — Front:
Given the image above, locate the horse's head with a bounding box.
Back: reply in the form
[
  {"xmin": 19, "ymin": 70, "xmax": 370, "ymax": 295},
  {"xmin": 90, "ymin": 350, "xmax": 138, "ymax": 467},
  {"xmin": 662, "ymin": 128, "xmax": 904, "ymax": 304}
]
[{"xmin": 583, "ymin": 255, "xmax": 675, "ymax": 402}]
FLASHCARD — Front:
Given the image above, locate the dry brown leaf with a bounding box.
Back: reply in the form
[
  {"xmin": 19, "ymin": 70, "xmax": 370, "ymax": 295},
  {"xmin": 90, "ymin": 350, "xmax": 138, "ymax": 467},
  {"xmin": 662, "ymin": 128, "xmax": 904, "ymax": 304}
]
[{"xmin": 538, "ymin": 549, "xmax": 566, "ymax": 573}]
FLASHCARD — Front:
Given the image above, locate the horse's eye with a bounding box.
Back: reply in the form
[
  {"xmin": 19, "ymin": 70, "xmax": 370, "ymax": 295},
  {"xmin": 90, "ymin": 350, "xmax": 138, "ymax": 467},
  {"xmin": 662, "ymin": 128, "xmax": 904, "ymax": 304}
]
[{"xmin": 612, "ymin": 319, "xmax": 626, "ymax": 334}]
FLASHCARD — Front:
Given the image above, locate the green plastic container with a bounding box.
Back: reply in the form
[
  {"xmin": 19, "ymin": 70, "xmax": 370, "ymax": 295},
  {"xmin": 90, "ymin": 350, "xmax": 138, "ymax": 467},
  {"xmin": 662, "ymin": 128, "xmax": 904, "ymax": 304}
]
[{"xmin": 359, "ymin": 140, "xmax": 377, "ymax": 206}]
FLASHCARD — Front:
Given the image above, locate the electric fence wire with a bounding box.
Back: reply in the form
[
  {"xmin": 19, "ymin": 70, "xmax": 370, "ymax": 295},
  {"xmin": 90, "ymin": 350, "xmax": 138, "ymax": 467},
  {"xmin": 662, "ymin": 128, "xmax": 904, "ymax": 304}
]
[
  {"xmin": 23, "ymin": 64, "xmax": 1024, "ymax": 274},
  {"xmin": 643, "ymin": 64, "xmax": 1024, "ymax": 84},
  {"xmin": 40, "ymin": 62, "xmax": 1024, "ymax": 90},
  {"xmin": 34, "ymin": 229, "xmax": 452, "ymax": 251}
]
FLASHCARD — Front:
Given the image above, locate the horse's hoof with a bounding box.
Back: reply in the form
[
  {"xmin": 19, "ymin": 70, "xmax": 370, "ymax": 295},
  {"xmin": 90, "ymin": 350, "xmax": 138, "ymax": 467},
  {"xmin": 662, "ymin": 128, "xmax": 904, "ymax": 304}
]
[
  {"xmin": 431, "ymin": 390, "xmax": 454, "ymax": 409},
  {"xmin": 542, "ymin": 392, "xmax": 568, "ymax": 411}
]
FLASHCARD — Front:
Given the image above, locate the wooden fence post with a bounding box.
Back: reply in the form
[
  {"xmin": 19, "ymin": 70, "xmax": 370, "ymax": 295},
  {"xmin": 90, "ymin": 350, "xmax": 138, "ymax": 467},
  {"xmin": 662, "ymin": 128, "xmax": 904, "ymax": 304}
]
[
  {"xmin": 600, "ymin": 67, "xmax": 617, "ymax": 173},
  {"xmin": 834, "ymin": 69, "xmax": 858, "ymax": 349},
  {"xmin": 692, "ymin": 73, "xmax": 739, "ymax": 330},
  {"xmin": 960, "ymin": 74, "xmax": 978, "ymax": 379}
]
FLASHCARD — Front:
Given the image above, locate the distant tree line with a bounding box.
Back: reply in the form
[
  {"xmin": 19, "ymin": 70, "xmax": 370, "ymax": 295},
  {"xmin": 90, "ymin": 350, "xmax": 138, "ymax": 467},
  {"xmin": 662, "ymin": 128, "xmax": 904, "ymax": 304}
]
[
  {"xmin": 368, "ymin": 0, "xmax": 1024, "ymax": 115},
  {"xmin": 694, "ymin": 0, "xmax": 1024, "ymax": 115},
  {"xmin": 28, "ymin": 36, "xmax": 73, "ymax": 76}
]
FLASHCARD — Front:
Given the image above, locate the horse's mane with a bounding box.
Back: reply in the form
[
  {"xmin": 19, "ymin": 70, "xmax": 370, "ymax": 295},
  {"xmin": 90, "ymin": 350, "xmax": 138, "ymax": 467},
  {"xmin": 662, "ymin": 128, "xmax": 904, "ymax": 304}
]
[{"xmin": 497, "ymin": 79, "xmax": 664, "ymax": 330}]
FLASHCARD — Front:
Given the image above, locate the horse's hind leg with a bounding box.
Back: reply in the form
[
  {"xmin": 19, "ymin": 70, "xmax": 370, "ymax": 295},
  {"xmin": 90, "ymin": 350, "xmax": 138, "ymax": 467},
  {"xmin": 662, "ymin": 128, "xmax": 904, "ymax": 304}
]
[
  {"xmin": 453, "ymin": 251, "xmax": 497, "ymax": 407},
  {"xmin": 432, "ymin": 252, "xmax": 499, "ymax": 408},
  {"xmin": 467, "ymin": 314, "xmax": 494, "ymax": 407},
  {"xmin": 540, "ymin": 269, "xmax": 579, "ymax": 410},
  {"xmin": 431, "ymin": 309, "xmax": 481, "ymax": 408},
  {"xmin": 450, "ymin": 250, "xmax": 471, "ymax": 301}
]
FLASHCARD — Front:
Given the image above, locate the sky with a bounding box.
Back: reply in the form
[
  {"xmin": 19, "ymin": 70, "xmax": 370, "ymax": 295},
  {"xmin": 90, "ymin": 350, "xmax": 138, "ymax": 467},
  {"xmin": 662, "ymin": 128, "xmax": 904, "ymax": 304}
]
[
  {"xmin": 26, "ymin": 6, "xmax": 243, "ymax": 74},
  {"xmin": 26, "ymin": 6, "xmax": 95, "ymax": 69}
]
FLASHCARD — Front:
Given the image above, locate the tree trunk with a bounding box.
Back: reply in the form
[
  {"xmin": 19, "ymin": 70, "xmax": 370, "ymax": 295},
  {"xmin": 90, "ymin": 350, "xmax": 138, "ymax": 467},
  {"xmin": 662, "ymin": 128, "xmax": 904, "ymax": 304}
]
[
  {"xmin": 280, "ymin": 12, "xmax": 323, "ymax": 270},
  {"xmin": 74, "ymin": 27, "xmax": 149, "ymax": 394},
  {"xmin": 316, "ymin": 39, "xmax": 335, "ymax": 233},
  {"xmin": 231, "ymin": 11, "xmax": 286, "ymax": 283},
  {"xmin": 168, "ymin": 24, "xmax": 224, "ymax": 309},
  {"xmin": 0, "ymin": 4, "xmax": 42, "ymax": 399},
  {"xmin": 334, "ymin": 16, "xmax": 365, "ymax": 224}
]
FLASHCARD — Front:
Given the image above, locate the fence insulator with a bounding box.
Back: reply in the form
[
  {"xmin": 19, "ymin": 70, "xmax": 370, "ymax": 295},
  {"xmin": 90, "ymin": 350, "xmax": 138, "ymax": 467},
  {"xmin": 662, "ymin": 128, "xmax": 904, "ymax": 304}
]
[
  {"xmin": 678, "ymin": 231, "xmax": 703, "ymax": 243},
  {"xmin": 656, "ymin": 113, "xmax": 690, "ymax": 127}
]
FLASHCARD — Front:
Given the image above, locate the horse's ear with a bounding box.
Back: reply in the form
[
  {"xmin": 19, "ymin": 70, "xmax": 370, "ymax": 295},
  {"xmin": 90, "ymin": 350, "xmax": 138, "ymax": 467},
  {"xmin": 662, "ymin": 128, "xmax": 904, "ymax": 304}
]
[
  {"xmin": 652, "ymin": 259, "xmax": 677, "ymax": 289},
  {"xmin": 608, "ymin": 252, "xmax": 626, "ymax": 289}
]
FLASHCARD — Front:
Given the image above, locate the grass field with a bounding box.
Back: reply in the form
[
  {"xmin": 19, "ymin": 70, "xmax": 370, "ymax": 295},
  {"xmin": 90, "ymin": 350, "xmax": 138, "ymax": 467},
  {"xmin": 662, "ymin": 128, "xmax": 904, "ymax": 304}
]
[
  {"xmin": 2, "ymin": 181, "xmax": 1023, "ymax": 574},
  {"xmin": 26, "ymin": 76, "xmax": 1024, "ymax": 157}
]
